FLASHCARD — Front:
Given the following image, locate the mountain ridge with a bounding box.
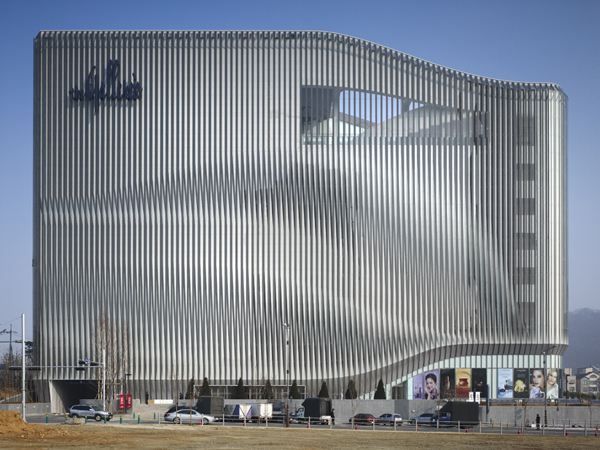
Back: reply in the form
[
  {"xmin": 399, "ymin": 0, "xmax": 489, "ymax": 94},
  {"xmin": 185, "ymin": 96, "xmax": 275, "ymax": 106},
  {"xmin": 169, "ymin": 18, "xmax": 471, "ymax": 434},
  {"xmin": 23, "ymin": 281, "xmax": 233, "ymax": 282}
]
[{"xmin": 562, "ymin": 308, "xmax": 600, "ymax": 369}]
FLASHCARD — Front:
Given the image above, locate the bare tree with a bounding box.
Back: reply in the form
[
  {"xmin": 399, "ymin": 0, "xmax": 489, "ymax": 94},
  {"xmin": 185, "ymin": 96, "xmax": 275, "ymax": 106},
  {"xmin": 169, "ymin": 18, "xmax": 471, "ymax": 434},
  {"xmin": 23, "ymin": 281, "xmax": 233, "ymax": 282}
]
[
  {"xmin": 0, "ymin": 349, "xmax": 19, "ymax": 402},
  {"xmin": 170, "ymin": 359, "xmax": 181, "ymax": 406},
  {"xmin": 346, "ymin": 379, "xmax": 361, "ymax": 427},
  {"xmin": 522, "ymin": 399, "xmax": 529, "ymax": 433},
  {"xmin": 93, "ymin": 314, "xmax": 130, "ymax": 410}
]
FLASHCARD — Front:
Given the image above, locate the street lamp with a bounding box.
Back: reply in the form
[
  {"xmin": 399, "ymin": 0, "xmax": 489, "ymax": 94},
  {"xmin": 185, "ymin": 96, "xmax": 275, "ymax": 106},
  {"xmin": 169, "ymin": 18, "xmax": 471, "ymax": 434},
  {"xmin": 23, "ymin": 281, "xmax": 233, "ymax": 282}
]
[
  {"xmin": 283, "ymin": 323, "xmax": 291, "ymax": 428},
  {"xmin": 124, "ymin": 373, "xmax": 132, "ymax": 395},
  {"xmin": 542, "ymin": 344, "xmax": 557, "ymax": 434}
]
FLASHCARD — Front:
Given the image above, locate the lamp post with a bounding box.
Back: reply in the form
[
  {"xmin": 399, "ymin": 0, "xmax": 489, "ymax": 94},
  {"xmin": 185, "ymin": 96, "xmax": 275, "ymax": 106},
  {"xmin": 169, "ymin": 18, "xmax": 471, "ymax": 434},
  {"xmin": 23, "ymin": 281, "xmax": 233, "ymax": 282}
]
[
  {"xmin": 542, "ymin": 344, "xmax": 557, "ymax": 433},
  {"xmin": 124, "ymin": 373, "xmax": 132, "ymax": 395},
  {"xmin": 283, "ymin": 323, "xmax": 291, "ymax": 428},
  {"xmin": 21, "ymin": 314, "xmax": 25, "ymax": 423}
]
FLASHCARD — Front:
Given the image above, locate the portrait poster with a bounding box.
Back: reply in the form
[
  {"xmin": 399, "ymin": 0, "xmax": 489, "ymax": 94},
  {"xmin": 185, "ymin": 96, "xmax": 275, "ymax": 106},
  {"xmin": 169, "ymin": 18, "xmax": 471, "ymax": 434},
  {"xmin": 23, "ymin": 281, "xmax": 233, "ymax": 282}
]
[
  {"xmin": 440, "ymin": 369, "xmax": 455, "ymax": 399},
  {"xmin": 471, "ymin": 368, "xmax": 487, "ymax": 398},
  {"xmin": 413, "ymin": 373, "xmax": 423, "ymax": 399},
  {"xmin": 455, "ymin": 368, "xmax": 471, "ymax": 398},
  {"xmin": 423, "ymin": 370, "xmax": 439, "ymax": 400},
  {"xmin": 513, "ymin": 368, "xmax": 529, "ymax": 398},
  {"xmin": 546, "ymin": 368, "xmax": 560, "ymax": 399},
  {"xmin": 497, "ymin": 368, "xmax": 513, "ymax": 398},
  {"xmin": 529, "ymin": 368, "xmax": 545, "ymax": 398}
]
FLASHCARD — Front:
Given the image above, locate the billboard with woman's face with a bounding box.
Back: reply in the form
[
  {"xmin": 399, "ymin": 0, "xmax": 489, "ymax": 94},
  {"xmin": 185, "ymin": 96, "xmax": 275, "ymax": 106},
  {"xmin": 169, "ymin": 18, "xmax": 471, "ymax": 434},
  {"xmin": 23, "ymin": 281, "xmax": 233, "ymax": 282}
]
[
  {"xmin": 424, "ymin": 370, "xmax": 439, "ymax": 399},
  {"xmin": 546, "ymin": 368, "xmax": 560, "ymax": 399},
  {"xmin": 530, "ymin": 368, "xmax": 545, "ymax": 398}
]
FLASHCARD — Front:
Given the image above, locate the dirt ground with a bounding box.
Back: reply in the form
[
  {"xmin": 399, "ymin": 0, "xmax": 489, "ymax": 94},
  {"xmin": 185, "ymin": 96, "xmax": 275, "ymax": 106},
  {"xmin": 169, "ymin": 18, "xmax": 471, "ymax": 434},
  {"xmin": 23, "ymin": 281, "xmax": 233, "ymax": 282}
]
[{"xmin": 1, "ymin": 412, "xmax": 599, "ymax": 449}]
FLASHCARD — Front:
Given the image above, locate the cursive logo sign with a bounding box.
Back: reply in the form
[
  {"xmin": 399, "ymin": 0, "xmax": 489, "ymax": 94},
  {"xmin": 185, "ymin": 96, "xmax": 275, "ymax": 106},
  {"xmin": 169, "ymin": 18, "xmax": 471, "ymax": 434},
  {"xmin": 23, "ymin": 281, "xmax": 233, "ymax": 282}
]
[{"xmin": 68, "ymin": 60, "xmax": 142, "ymax": 113}]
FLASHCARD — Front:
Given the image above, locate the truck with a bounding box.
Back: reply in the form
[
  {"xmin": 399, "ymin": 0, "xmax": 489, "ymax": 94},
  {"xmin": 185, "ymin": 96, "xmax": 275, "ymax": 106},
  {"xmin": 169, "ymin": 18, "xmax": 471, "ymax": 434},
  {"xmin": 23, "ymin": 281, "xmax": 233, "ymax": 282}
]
[
  {"xmin": 248, "ymin": 402, "xmax": 273, "ymax": 421},
  {"xmin": 434, "ymin": 401, "xmax": 479, "ymax": 428},
  {"xmin": 223, "ymin": 403, "xmax": 273, "ymax": 422},
  {"xmin": 290, "ymin": 398, "xmax": 332, "ymax": 424},
  {"xmin": 195, "ymin": 396, "xmax": 225, "ymax": 419},
  {"xmin": 224, "ymin": 404, "xmax": 252, "ymax": 421}
]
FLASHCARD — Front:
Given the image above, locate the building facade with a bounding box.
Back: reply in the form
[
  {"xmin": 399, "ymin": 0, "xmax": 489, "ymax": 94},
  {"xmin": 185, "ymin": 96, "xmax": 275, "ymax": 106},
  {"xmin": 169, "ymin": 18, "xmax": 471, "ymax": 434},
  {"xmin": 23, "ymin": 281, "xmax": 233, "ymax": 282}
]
[
  {"xmin": 33, "ymin": 30, "xmax": 567, "ymax": 406},
  {"xmin": 576, "ymin": 367, "xmax": 599, "ymax": 397}
]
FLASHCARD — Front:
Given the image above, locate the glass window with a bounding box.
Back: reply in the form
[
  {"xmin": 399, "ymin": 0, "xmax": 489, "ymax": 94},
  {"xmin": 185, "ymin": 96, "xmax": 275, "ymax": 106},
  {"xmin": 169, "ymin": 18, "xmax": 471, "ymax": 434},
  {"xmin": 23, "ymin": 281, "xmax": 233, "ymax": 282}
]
[{"xmin": 301, "ymin": 86, "xmax": 487, "ymax": 146}]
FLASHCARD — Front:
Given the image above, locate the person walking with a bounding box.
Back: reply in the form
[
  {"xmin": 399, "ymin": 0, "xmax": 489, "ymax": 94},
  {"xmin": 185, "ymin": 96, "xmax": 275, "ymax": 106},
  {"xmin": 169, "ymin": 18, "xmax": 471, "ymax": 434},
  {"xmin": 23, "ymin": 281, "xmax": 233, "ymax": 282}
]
[
  {"xmin": 331, "ymin": 408, "xmax": 335, "ymax": 425},
  {"xmin": 536, "ymin": 414, "xmax": 541, "ymax": 430}
]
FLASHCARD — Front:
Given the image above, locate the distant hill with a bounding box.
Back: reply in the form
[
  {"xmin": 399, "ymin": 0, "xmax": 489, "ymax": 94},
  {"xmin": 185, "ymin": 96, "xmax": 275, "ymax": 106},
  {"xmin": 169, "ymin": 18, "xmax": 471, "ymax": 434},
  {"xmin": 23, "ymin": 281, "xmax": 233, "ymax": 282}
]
[{"xmin": 562, "ymin": 308, "xmax": 600, "ymax": 369}]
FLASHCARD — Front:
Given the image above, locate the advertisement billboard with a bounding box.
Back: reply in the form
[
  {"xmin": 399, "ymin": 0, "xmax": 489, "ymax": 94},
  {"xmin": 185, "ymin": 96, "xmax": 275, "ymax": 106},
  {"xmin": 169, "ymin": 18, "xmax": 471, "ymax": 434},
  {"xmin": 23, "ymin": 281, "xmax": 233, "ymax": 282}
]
[
  {"xmin": 471, "ymin": 368, "xmax": 487, "ymax": 398},
  {"xmin": 413, "ymin": 374, "xmax": 423, "ymax": 399},
  {"xmin": 498, "ymin": 368, "xmax": 513, "ymax": 398},
  {"xmin": 440, "ymin": 369, "xmax": 455, "ymax": 399},
  {"xmin": 530, "ymin": 368, "xmax": 545, "ymax": 398},
  {"xmin": 424, "ymin": 370, "xmax": 439, "ymax": 399},
  {"xmin": 546, "ymin": 368, "xmax": 560, "ymax": 399},
  {"xmin": 513, "ymin": 368, "xmax": 529, "ymax": 398},
  {"xmin": 455, "ymin": 368, "xmax": 471, "ymax": 398}
]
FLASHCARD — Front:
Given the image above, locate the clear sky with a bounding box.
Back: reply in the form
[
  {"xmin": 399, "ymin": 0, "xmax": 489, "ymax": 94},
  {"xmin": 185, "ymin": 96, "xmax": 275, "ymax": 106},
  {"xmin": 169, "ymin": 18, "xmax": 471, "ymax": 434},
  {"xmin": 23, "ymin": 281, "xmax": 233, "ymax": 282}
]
[{"xmin": 0, "ymin": 0, "xmax": 598, "ymax": 347}]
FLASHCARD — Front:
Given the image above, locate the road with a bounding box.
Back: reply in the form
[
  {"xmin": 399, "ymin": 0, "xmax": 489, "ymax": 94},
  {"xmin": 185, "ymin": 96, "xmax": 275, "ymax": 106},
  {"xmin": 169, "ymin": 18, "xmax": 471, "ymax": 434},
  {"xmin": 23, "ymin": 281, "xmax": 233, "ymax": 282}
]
[{"xmin": 25, "ymin": 414, "xmax": 598, "ymax": 437}]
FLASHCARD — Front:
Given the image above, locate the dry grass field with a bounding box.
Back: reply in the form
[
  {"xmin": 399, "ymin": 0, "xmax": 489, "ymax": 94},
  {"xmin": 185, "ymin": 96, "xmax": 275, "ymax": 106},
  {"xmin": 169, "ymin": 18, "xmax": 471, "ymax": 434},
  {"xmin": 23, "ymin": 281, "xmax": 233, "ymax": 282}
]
[{"xmin": 1, "ymin": 411, "xmax": 599, "ymax": 449}]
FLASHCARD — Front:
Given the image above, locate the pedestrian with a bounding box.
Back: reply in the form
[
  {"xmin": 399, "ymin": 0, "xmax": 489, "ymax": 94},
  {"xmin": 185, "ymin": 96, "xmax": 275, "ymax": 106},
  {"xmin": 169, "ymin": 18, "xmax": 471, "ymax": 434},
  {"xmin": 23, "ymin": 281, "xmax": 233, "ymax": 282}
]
[
  {"xmin": 536, "ymin": 413, "xmax": 541, "ymax": 430},
  {"xmin": 145, "ymin": 391, "xmax": 149, "ymax": 404},
  {"xmin": 331, "ymin": 408, "xmax": 335, "ymax": 425}
]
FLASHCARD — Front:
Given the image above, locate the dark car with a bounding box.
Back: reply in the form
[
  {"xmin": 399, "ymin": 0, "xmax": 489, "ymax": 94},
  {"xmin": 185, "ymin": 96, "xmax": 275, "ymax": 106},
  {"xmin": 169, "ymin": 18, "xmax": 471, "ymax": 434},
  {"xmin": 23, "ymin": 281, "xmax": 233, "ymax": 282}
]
[
  {"xmin": 431, "ymin": 411, "xmax": 452, "ymax": 427},
  {"xmin": 349, "ymin": 413, "xmax": 377, "ymax": 425},
  {"xmin": 409, "ymin": 413, "xmax": 435, "ymax": 425}
]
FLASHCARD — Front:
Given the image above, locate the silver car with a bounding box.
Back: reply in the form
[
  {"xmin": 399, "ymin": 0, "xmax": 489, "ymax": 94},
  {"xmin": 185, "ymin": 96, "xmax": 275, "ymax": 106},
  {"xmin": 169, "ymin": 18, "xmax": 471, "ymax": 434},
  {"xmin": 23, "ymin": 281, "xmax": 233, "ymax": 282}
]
[
  {"xmin": 164, "ymin": 408, "xmax": 215, "ymax": 425},
  {"xmin": 69, "ymin": 404, "xmax": 113, "ymax": 421},
  {"xmin": 377, "ymin": 413, "xmax": 402, "ymax": 426}
]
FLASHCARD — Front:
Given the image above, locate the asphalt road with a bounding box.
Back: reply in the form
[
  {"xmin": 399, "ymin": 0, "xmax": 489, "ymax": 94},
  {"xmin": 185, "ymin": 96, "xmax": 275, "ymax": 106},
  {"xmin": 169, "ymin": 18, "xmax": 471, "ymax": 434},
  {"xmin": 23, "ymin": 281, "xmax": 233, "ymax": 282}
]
[{"xmin": 24, "ymin": 414, "xmax": 597, "ymax": 437}]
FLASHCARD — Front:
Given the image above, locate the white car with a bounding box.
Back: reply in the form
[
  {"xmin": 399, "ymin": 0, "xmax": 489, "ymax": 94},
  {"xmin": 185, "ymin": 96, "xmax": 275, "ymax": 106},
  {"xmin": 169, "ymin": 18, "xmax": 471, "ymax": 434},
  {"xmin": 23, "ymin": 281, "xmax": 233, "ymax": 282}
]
[{"xmin": 164, "ymin": 408, "xmax": 215, "ymax": 425}]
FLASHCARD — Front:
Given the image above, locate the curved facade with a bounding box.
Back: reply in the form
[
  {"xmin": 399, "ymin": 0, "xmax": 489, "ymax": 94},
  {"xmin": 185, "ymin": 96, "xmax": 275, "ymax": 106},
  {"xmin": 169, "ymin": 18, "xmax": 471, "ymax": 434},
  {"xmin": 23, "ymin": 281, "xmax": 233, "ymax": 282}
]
[{"xmin": 33, "ymin": 30, "xmax": 567, "ymax": 400}]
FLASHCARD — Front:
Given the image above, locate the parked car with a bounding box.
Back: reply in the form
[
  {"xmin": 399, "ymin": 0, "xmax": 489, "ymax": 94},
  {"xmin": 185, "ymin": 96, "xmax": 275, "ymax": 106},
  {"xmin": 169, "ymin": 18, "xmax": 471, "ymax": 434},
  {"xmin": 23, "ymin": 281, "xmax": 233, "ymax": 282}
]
[
  {"xmin": 377, "ymin": 413, "xmax": 402, "ymax": 426},
  {"xmin": 409, "ymin": 413, "xmax": 435, "ymax": 425},
  {"xmin": 431, "ymin": 411, "xmax": 452, "ymax": 427},
  {"xmin": 349, "ymin": 413, "xmax": 377, "ymax": 425},
  {"xmin": 69, "ymin": 404, "xmax": 113, "ymax": 421},
  {"xmin": 164, "ymin": 405, "xmax": 197, "ymax": 416},
  {"xmin": 164, "ymin": 408, "xmax": 215, "ymax": 424}
]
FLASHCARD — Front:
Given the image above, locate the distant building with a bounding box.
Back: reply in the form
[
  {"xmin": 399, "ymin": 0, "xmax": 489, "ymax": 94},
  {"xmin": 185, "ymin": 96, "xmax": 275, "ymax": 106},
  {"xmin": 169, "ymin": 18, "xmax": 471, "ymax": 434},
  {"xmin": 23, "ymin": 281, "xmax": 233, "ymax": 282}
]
[
  {"xmin": 576, "ymin": 366, "xmax": 599, "ymax": 396},
  {"xmin": 564, "ymin": 368, "xmax": 576, "ymax": 394},
  {"xmin": 563, "ymin": 367, "xmax": 599, "ymax": 396}
]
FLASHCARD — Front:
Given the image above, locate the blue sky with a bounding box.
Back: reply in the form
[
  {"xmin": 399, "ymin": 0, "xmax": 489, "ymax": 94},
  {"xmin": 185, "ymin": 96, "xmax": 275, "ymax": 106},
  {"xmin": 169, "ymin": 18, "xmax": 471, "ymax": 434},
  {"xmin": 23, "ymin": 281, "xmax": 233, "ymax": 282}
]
[{"xmin": 0, "ymin": 0, "xmax": 598, "ymax": 345}]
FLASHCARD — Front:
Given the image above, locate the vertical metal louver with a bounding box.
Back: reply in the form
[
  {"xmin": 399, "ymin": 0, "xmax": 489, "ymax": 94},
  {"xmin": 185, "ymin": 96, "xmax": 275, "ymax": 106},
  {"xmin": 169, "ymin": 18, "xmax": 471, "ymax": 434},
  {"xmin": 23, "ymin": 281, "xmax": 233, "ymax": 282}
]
[{"xmin": 33, "ymin": 30, "xmax": 567, "ymax": 399}]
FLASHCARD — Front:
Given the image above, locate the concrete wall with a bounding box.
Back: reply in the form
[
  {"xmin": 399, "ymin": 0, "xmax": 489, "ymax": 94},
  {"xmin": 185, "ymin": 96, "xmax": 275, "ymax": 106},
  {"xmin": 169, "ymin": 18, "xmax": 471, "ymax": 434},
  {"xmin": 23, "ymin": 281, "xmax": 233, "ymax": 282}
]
[
  {"xmin": 486, "ymin": 404, "xmax": 600, "ymax": 428},
  {"xmin": 329, "ymin": 399, "xmax": 438, "ymax": 424},
  {"xmin": 0, "ymin": 403, "xmax": 52, "ymax": 414},
  {"xmin": 40, "ymin": 395, "xmax": 600, "ymax": 428},
  {"xmin": 327, "ymin": 399, "xmax": 600, "ymax": 428}
]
